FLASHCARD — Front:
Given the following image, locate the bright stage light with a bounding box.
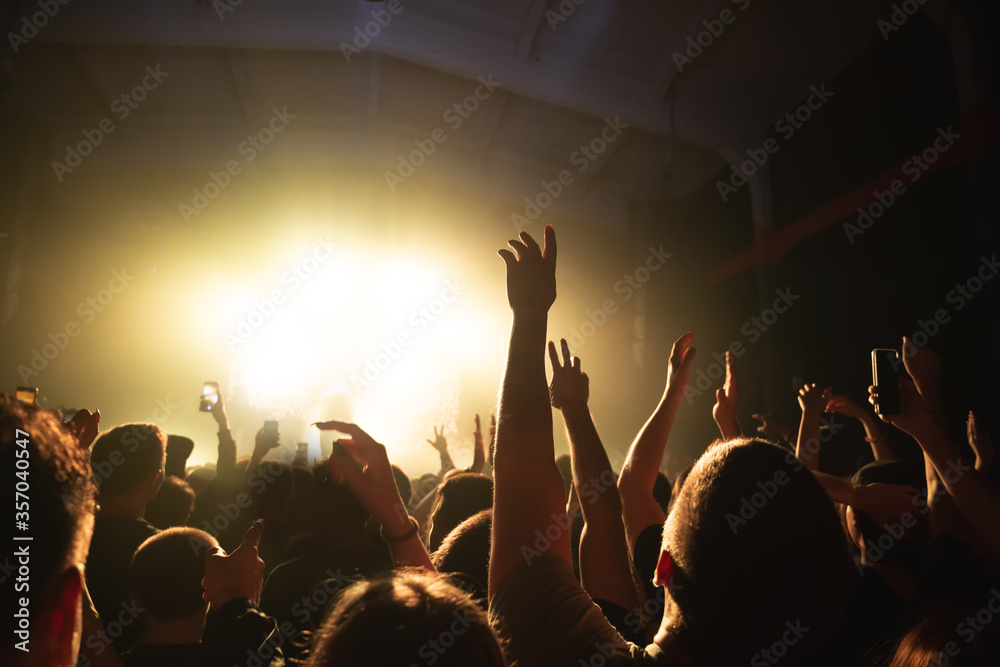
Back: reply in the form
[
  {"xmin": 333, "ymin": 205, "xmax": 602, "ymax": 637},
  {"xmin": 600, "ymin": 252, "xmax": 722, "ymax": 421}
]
[{"xmin": 219, "ymin": 238, "xmax": 495, "ymax": 472}]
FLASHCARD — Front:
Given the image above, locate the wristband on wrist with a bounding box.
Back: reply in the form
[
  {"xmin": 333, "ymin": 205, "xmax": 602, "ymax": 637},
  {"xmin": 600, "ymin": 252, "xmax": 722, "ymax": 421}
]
[{"xmin": 380, "ymin": 516, "xmax": 420, "ymax": 544}]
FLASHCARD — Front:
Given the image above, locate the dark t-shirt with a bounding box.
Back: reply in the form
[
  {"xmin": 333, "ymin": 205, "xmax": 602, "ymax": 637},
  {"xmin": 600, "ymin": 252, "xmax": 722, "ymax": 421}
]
[
  {"xmin": 85, "ymin": 515, "xmax": 160, "ymax": 652},
  {"xmin": 633, "ymin": 523, "xmax": 665, "ymax": 630},
  {"xmin": 260, "ymin": 542, "xmax": 392, "ymax": 662}
]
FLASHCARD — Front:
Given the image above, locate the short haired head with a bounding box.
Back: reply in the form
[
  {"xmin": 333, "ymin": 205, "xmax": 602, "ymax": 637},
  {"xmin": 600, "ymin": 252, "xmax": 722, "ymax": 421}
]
[
  {"xmin": 90, "ymin": 423, "xmax": 167, "ymax": 499},
  {"xmin": 130, "ymin": 528, "xmax": 218, "ymax": 621},
  {"xmin": 307, "ymin": 569, "xmax": 505, "ymax": 667},
  {"xmin": 144, "ymin": 476, "xmax": 196, "ymax": 529},
  {"xmin": 1, "ymin": 395, "xmax": 97, "ymax": 666},
  {"xmin": 432, "ymin": 509, "xmax": 492, "ymax": 603},
  {"xmin": 429, "ymin": 473, "xmax": 493, "ymax": 553},
  {"xmin": 660, "ymin": 438, "xmax": 851, "ymax": 663}
]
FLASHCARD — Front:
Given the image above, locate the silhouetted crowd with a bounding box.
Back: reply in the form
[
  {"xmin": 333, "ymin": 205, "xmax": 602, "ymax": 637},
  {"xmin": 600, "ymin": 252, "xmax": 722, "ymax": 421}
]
[{"xmin": 3, "ymin": 226, "xmax": 999, "ymax": 666}]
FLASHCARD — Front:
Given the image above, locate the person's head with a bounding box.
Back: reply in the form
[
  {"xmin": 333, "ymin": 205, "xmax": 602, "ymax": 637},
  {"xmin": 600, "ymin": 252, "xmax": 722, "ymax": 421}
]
[
  {"xmin": 432, "ymin": 509, "xmax": 492, "ymax": 603},
  {"xmin": 1, "ymin": 395, "xmax": 97, "ymax": 667},
  {"xmin": 657, "ymin": 438, "xmax": 851, "ymax": 664},
  {"xmin": 253, "ymin": 461, "xmax": 294, "ymax": 517},
  {"xmin": 846, "ymin": 460, "xmax": 927, "ymax": 568},
  {"xmin": 90, "ymin": 422, "xmax": 167, "ymax": 507},
  {"xmin": 130, "ymin": 528, "xmax": 218, "ymax": 630},
  {"xmin": 428, "ymin": 473, "xmax": 493, "ymax": 553},
  {"xmin": 307, "ymin": 569, "xmax": 505, "ymax": 667},
  {"xmin": 144, "ymin": 475, "xmax": 196, "ymax": 529},
  {"xmin": 183, "ymin": 465, "xmax": 215, "ymax": 496}
]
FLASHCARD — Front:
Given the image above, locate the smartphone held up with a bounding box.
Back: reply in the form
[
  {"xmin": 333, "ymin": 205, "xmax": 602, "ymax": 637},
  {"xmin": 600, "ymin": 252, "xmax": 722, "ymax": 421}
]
[
  {"xmin": 871, "ymin": 349, "xmax": 900, "ymax": 416},
  {"xmin": 200, "ymin": 382, "xmax": 219, "ymax": 412}
]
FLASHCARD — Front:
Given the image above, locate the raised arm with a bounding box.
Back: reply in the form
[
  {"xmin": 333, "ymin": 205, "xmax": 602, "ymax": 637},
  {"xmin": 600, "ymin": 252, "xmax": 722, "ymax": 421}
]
[
  {"xmin": 206, "ymin": 390, "xmax": 237, "ymax": 478},
  {"xmin": 426, "ymin": 425, "xmax": 455, "ymax": 480},
  {"xmin": 316, "ymin": 420, "xmax": 434, "ymax": 570},
  {"xmin": 871, "ymin": 367, "xmax": 1000, "ymax": 562},
  {"xmin": 468, "ymin": 414, "xmax": 486, "ymax": 474},
  {"xmin": 489, "ymin": 226, "xmax": 565, "ymax": 597},
  {"xmin": 711, "ymin": 350, "xmax": 741, "ymax": 440},
  {"xmin": 617, "ymin": 333, "xmax": 695, "ymax": 551},
  {"xmin": 549, "ymin": 339, "xmax": 639, "ymax": 611},
  {"xmin": 825, "ymin": 393, "xmax": 892, "ymax": 461},
  {"xmin": 795, "ymin": 383, "xmax": 829, "ymax": 471}
]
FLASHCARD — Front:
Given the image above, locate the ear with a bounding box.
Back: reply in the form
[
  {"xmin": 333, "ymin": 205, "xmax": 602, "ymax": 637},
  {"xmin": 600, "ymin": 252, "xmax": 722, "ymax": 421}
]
[
  {"xmin": 148, "ymin": 469, "xmax": 165, "ymax": 499},
  {"xmin": 653, "ymin": 548, "xmax": 674, "ymax": 588},
  {"xmin": 38, "ymin": 565, "xmax": 83, "ymax": 667}
]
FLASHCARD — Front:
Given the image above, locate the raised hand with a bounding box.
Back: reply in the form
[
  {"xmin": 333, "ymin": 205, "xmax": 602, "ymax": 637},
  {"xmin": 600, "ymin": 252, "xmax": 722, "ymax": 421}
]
[
  {"xmin": 208, "ymin": 389, "xmax": 230, "ymax": 430},
  {"xmin": 253, "ymin": 426, "xmax": 280, "ymax": 454},
  {"xmin": 497, "ymin": 226, "xmax": 556, "ymax": 316},
  {"xmin": 713, "ymin": 387, "xmax": 740, "ymax": 440},
  {"xmin": 797, "ymin": 384, "xmax": 830, "ymax": 414},
  {"xmin": 548, "ymin": 339, "xmax": 589, "ymax": 410},
  {"xmin": 712, "ymin": 351, "xmax": 741, "ymax": 439},
  {"xmin": 869, "ymin": 374, "xmax": 933, "ymax": 438},
  {"xmin": 316, "ymin": 420, "xmax": 406, "ymax": 528},
  {"xmin": 663, "ymin": 332, "xmax": 696, "ymax": 404},
  {"xmin": 67, "ymin": 408, "xmax": 101, "ymax": 450},
  {"xmin": 722, "ymin": 350, "xmax": 739, "ymax": 410},
  {"xmin": 203, "ymin": 520, "xmax": 265, "ymax": 606},
  {"xmin": 825, "ymin": 394, "xmax": 868, "ymax": 420},
  {"xmin": 426, "ymin": 425, "xmax": 448, "ymax": 454}
]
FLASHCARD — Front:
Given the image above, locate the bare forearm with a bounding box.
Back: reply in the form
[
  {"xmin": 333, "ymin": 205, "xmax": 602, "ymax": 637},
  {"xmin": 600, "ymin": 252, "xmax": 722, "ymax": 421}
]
[
  {"xmin": 561, "ymin": 404, "xmax": 623, "ymax": 524},
  {"xmin": 621, "ymin": 393, "xmax": 678, "ymax": 491},
  {"xmin": 916, "ymin": 428, "xmax": 1000, "ymax": 556},
  {"xmin": 860, "ymin": 416, "xmax": 893, "ymax": 461},
  {"xmin": 562, "ymin": 404, "xmax": 638, "ymax": 609},
  {"xmin": 491, "ymin": 312, "xmax": 567, "ymax": 595},
  {"xmin": 796, "ymin": 411, "xmax": 822, "ymax": 471}
]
